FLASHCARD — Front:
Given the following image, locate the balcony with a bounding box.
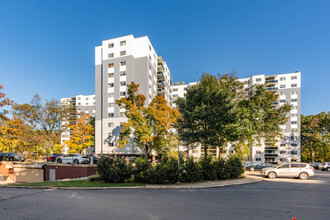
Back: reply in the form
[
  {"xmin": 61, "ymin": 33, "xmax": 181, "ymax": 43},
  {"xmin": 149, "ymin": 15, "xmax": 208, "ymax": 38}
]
[
  {"xmin": 265, "ymin": 153, "xmax": 278, "ymax": 157},
  {"xmin": 265, "ymin": 80, "xmax": 278, "ymax": 84},
  {"xmin": 157, "ymin": 71, "xmax": 165, "ymax": 80},
  {"xmin": 157, "ymin": 80, "xmax": 165, "ymax": 88},
  {"xmin": 265, "ymin": 147, "xmax": 278, "ymax": 150},
  {"xmin": 266, "ymin": 87, "xmax": 278, "ymax": 91},
  {"xmin": 157, "ymin": 63, "xmax": 164, "ymax": 72}
]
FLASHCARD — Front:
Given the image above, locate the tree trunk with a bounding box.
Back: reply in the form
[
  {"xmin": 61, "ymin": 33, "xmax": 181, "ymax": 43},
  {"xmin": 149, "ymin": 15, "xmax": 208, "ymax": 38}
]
[{"xmin": 145, "ymin": 145, "xmax": 149, "ymax": 161}]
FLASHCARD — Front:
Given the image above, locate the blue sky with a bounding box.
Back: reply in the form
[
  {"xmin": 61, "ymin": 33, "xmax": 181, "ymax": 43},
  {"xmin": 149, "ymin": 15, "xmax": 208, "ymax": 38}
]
[{"xmin": 0, "ymin": 0, "xmax": 329, "ymax": 115}]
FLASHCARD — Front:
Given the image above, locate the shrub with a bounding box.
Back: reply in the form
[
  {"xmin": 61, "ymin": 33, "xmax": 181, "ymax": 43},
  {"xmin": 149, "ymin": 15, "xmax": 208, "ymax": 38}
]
[
  {"xmin": 97, "ymin": 157, "xmax": 133, "ymax": 183},
  {"xmin": 133, "ymin": 157, "xmax": 152, "ymax": 183},
  {"xmin": 224, "ymin": 155, "xmax": 244, "ymax": 178},
  {"xmin": 180, "ymin": 157, "xmax": 202, "ymax": 182},
  {"xmin": 214, "ymin": 158, "xmax": 227, "ymax": 180},
  {"xmin": 199, "ymin": 156, "xmax": 216, "ymax": 180}
]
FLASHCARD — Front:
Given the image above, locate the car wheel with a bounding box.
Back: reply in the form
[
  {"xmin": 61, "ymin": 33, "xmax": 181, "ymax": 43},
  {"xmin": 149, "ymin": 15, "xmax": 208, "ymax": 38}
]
[
  {"xmin": 268, "ymin": 172, "xmax": 277, "ymax": 179},
  {"xmin": 57, "ymin": 158, "xmax": 62, "ymax": 163},
  {"xmin": 73, "ymin": 159, "xmax": 79, "ymax": 164},
  {"xmin": 299, "ymin": 172, "xmax": 309, "ymax": 180},
  {"xmin": 326, "ymin": 167, "xmax": 329, "ymax": 172},
  {"xmin": 250, "ymin": 167, "xmax": 255, "ymax": 171}
]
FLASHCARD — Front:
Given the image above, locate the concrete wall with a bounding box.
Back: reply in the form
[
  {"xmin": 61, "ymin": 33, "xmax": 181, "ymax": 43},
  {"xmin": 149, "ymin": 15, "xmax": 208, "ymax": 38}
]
[{"xmin": 44, "ymin": 164, "xmax": 97, "ymax": 181}]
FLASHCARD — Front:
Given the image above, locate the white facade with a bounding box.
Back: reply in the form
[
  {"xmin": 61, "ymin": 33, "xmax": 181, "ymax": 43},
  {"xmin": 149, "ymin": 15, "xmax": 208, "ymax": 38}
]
[
  {"xmin": 171, "ymin": 72, "xmax": 302, "ymax": 163},
  {"xmin": 95, "ymin": 35, "xmax": 172, "ymax": 155}
]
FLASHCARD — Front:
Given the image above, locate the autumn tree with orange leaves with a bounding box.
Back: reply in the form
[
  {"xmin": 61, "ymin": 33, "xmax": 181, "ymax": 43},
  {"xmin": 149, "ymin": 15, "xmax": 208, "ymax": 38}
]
[
  {"xmin": 65, "ymin": 114, "xmax": 94, "ymax": 153},
  {"xmin": 116, "ymin": 82, "xmax": 181, "ymax": 159}
]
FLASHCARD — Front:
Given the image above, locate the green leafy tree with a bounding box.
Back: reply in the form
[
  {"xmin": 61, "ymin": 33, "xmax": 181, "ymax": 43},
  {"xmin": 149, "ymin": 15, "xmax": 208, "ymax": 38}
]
[
  {"xmin": 301, "ymin": 112, "xmax": 329, "ymax": 162},
  {"xmin": 177, "ymin": 73, "xmax": 239, "ymax": 158}
]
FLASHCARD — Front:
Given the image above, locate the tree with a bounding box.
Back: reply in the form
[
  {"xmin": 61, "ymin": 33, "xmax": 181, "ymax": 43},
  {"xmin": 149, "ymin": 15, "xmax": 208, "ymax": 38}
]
[
  {"xmin": 236, "ymin": 85, "xmax": 292, "ymax": 159},
  {"xmin": 0, "ymin": 117, "xmax": 26, "ymax": 153},
  {"xmin": 176, "ymin": 73, "xmax": 239, "ymax": 158},
  {"xmin": 13, "ymin": 94, "xmax": 69, "ymax": 153},
  {"xmin": 0, "ymin": 84, "xmax": 12, "ymax": 121},
  {"xmin": 116, "ymin": 82, "xmax": 181, "ymax": 159},
  {"xmin": 65, "ymin": 114, "xmax": 94, "ymax": 153},
  {"xmin": 301, "ymin": 112, "xmax": 329, "ymax": 162}
]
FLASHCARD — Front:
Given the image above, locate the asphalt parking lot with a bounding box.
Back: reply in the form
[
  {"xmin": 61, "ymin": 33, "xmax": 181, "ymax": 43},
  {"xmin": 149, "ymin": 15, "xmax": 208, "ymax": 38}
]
[{"xmin": 0, "ymin": 171, "xmax": 329, "ymax": 220}]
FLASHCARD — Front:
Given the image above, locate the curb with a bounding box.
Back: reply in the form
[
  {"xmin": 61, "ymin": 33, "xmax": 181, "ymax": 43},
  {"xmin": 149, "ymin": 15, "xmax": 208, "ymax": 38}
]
[{"xmin": 0, "ymin": 176, "xmax": 262, "ymax": 190}]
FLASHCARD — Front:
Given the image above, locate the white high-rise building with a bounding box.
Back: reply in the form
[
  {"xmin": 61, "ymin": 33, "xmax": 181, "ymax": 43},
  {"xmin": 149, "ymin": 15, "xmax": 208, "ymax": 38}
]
[
  {"xmin": 60, "ymin": 94, "xmax": 96, "ymax": 145},
  {"xmin": 171, "ymin": 72, "xmax": 301, "ymax": 163},
  {"xmin": 94, "ymin": 35, "xmax": 172, "ymax": 155}
]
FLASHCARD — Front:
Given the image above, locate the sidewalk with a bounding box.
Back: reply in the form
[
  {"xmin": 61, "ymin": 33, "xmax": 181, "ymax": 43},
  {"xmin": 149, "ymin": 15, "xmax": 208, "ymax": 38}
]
[{"xmin": 1, "ymin": 174, "xmax": 262, "ymax": 190}]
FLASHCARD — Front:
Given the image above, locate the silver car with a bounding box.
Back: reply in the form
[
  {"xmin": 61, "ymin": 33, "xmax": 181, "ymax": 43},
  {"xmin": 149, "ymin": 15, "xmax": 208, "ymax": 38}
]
[{"xmin": 260, "ymin": 162, "xmax": 314, "ymax": 180}]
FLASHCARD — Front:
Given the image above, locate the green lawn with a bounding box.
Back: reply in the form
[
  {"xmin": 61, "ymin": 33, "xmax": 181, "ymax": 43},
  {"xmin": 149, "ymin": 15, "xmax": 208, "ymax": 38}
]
[{"xmin": 12, "ymin": 180, "xmax": 145, "ymax": 188}]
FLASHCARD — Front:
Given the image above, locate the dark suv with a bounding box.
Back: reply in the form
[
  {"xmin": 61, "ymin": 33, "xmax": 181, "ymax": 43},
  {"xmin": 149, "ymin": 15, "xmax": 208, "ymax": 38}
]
[{"xmin": 4, "ymin": 153, "xmax": 26, "ymax": 162}]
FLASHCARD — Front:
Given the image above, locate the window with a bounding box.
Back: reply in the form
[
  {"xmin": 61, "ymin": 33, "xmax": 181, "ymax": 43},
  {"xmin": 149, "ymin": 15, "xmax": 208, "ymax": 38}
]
[
  {"xmin": 291, "ymin": 158, "xmax": 297, "ymax": 162},
  {"xmin": 173, "ymin": 94, "xmax": 178, "ymax": 98},
  {"xmin": 279, "ymin": 92, "xmax": 285, "ymax": 95},
  {"xmin": 279, "ymin": 164, "xmax": 289, "ymax": 169},
  {"xmin": 149, "ymin": 45, "xmax": 152, "ymax": 51},
  {"xmin": 120, "ymin": 61, "xmax": 126, "ymax": 66},
  {"xmin": 108, "ymin": 53, "xmax": 114, "ymax": 58},
  {"xmin": 291, "ymin": 99, "xmax": 297, "ymax": 102},
  {"xmin": 77, "ymin": 103, "xmax": 81, "ymax": 105},
  {"xmin": 291, "ymin": 151, "xmax": 297, "ymax": 155},
  {"xmin": 108, "ymin": 83, "xmax": 114, "ymax": 88},
  {"xmin": 173, "ymin": 88, "xmax": 178, "ymax": 92},
  {"xmin": 108, "ymin": 123, "xmax": 114, "ymax": 127},
  {"xmin": 108, "ymin": 73, "xmax": 114, "ymax": 77},
  {"xmin": 280, "ymin": 151, "xmax": 286, "ymax": 154},
  {"xmin": 120, "ymin": 82, "xmax": 126, "ymax": 86},
  {"xmin": 256, "ymin": 78, "xmax": 261, "ymax": 82},
  {"xmin": 281, "ymin": 129, "xmax": 286, "ymax": 132},
  {"xmin": 184, "ymin": 87, "xmax": 188, "ymax": 91},
  {"xmin": 256, "ymin": 151, "xmax": 261, "ymax": 154},
  {"xmin": 292, "ymin": 106, "xmax": 298, "ymax": 109},
  {"xmin": 280, "ymin": 144, "xmax": 286, "ymax": 147},
  {"xmin": 291, "ymin": 83, "xmax": 297, "ymax": 87},
  {"xmin": 120, "ymin": 71, "xmax": 126, "ymax": 76},
  {"xmin": 280, "ymin": 100, "xmax": 286, "ymax": 103},
  {"xmin": 108, "ymin": 63, "xmax": 114, "ymax": 68},
  {"xmin": 291, "ymin": 91, "xmax": 297, "ymax": 95},
  {"xmin": 256, "ymin": 158, "xmax": 262, "ymax": 161},
  {"xmin": 280, "ymin": 84, "xmax": 286, "ymax": 88},
  {"xmin": 120, "ymin": 92, "xmax": 126, "ymax": 96},
  {"xmin": 291, "ymin": 129, "xmax": 298, "ymax": 132},
  {"xmin": 291, "ymin": 136, "xmax": 298, "ymax": 140},
  {"xmin": 291, "ymin": 114, "xmax": 297, "ymax": 117},
  {"xmin": 280, "ymin": 77, "xmax": 286, "ymax": 81},
  {"xmin": 291, "ymin": 76, "xmax": 297, "ymax": 80},
  {"xmin": 120, "ymin": 40, "xmax": 126, "ymax": 46},
  {"xmin": 77, "ymin": 97, "xmax": 81, "ymax": 100},
  {"xmin": 291, "ymin": 121, "xmax": 297, "ymax": 124},
  {"xmin": 108, "ymin": 93, "xmax": 114, "ymax": 98},
  {"xmin": 108, "ymin": 142, "xmax": 114, "ymax": 147},
  {"xmin": 93, "ymin": 97, "xmax": 95, "ymax": 100},
  {"xmin": 120, "ymin": 51, "xmax": 126, "ymax": 56},
  {"xmin": 280, "ymin": 158, "xmax": 285, "ymax": 162},
  {"xmin": 108, "ymin": 113, "xmax": 114, "ymax": 117},
  {"xmin": 108, "ymin": 103, "xmax": 114, "ymax": 107},
  {"xmin": 85, "ymin": 98, "xmax": 88, "ymax": 100},
  {"xmin": 291, "ymin": 143, "xmax": 298, "ymax": 147},
  {"xmin": 120, "ymin": 112, "xmax": 125, "ymax": 117},
  {"xmin": 108, "ymin": 43, "xmax": 114, "ymax": 48}
]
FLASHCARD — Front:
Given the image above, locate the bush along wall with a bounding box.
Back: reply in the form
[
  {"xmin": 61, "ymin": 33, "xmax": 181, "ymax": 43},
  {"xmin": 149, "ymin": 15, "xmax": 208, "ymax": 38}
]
[{"xmin": 97, "ymin": 155, "xmax": 244, "ymax": 184}]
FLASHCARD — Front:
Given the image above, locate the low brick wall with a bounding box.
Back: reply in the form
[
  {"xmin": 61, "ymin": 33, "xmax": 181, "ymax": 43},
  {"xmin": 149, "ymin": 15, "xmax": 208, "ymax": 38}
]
[{"xmin": 44, "ymin": 164, "xmax": 97, "ymax": 181}]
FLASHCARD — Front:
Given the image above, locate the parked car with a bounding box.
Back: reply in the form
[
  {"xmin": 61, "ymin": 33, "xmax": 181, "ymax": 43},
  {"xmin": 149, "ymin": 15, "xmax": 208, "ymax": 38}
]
[
  {"xmin": 56, "ymin": 154, "xmax": 89, "ymax": 164},
  {"xmin": 244, "ymin": 162, "xmax": 259, "ymax": 169},
  {"xmin": 260, "ymin": 162, "xmax": 314, "ymax": 180},
  {"xmin": 3, "ymin": 153, "xmax": 26, "ymax": 162},
  {"xmin": 247, "ymin": 162, "xmax": 274, "ymax": 171},
  {"xmin": 319, "ymin": 162, "xmax": 330, "ymax": 171},
  {"xmin": 311, "ymin": 162, "xmax": 321, "ymax": 170},
  {"xmin": 44, "ymin": 154, "xmax": 62, "ymax": 162},
  {"xmin": 0, "ymin": 152, "xmax": 5, "ymax": 161},
  {"xmin": 81, "ymin": 155, "xmax": 100, "ymax": 164}
]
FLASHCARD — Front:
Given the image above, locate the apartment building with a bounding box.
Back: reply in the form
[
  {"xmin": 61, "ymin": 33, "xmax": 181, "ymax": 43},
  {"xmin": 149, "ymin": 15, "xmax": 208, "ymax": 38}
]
[
  {"xmin": 171, "ymin": 81, "xmax": 197, "ymax": 107},
  {"xmin": 94, "ymin": 35, "xmax": 172, "ymax": 155},
  {"xmin": 60, "ymin": 94, "xmax": 96, "ymax": 145},
  {"xmin": 171, "ymin": 72, "xmax": 301, "ymax": 163}
]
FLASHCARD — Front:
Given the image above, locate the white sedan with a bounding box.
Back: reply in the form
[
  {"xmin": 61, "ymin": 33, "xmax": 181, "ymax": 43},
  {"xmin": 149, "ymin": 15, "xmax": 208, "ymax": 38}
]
[{"xmin": 56, "ymin": 154, "xmax": 89, "ymax": 164}]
